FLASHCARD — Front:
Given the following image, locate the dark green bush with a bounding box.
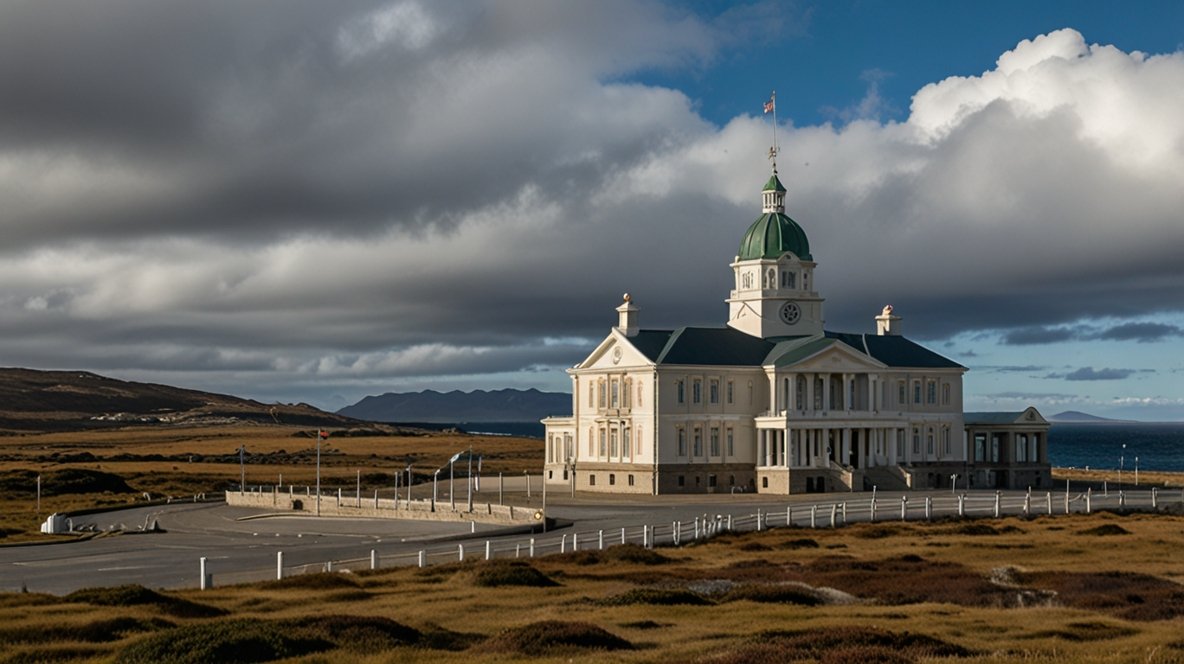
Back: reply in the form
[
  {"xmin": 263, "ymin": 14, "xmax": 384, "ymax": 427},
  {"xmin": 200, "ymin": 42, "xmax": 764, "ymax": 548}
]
[
  {"xmin": 597, "ymin": 587, "xmax": 712, "ymax": 606},
  {"xmin": 64, "ymin": 585, "xmax": 224, "ymax": 618},
  {"xmin": 470, "ymin": 560, "xmax": 558, "ymax": 588},
  {"xmin": 115, "ymin": 619, "xmax": 330, "ymax": 664},
  {"xmin": 482, "ymin": 620, "xmax": 633, "ymax": 656}
]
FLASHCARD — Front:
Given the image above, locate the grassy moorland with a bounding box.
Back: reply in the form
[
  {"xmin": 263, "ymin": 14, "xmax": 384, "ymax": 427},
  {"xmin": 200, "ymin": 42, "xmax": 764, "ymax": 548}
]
[
  {"xmin": 1, "ymin": 511, "xmax": 1184, "ymax": 662},
  {"xmin": 0, "ymin": 424, "xmax": 541, "ymax": 541}
]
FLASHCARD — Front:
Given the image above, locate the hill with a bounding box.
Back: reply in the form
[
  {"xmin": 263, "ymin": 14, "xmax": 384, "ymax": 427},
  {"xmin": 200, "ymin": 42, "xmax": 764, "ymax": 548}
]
[
  {"xmin": 338, "ymin": 388, "xmax": 571, "ymax": 423},
  {"xmin": 0, "ymin": 367, "xmax": 356, "ymax": 432},
  {"xmin": 1048, "ymin": 410, "xmax": 1124, "ymax": 423}
]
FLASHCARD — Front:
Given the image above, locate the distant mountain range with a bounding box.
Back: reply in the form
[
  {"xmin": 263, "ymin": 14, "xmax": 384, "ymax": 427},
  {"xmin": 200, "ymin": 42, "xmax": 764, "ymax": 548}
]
[
  {"xmin": 0, "ymin": 367, "xmax": 357, "ymax": 432},
  {"xmin": 337, "ymin": 389, "xmax": 572, "ymax": 423},
  {"xmin": 1048, "ymin": 410, "xmax": 1125, "ymax": 423}
]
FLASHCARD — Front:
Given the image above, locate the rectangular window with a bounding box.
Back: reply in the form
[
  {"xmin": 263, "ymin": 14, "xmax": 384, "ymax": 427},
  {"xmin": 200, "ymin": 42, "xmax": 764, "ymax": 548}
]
[
  {"xmin": 628, "ymin": 474, "xmax": 635, "ymax": 486},
  {"xmin": 677, "ymin": 380, "xmax": 685, "ymax": 404},
  {"xmin": 942, "ymin": 383, "xmax": 951, "ymax": 406},
  {"xmin": 588, "ymin": 383, "xmax": 594, "ymax": 407},
  {"xmin": 1017, "ymin": 434, "xmax": 1028, "ymax": 462},
  {"xmin": 599, "ymin": 429, "xmax": 606, "ymax": 456},
  {"xmin": 896, "ymin": 436, "xmax": 904, "ymax": 458},
  {"xmin": 609, "ymin": 428, "xmax": 618, "ymax": 458},
  {"xmin": 678, "ymin": 475, "xmax": 685, "ymax": 487},
  {"xmin": 974, "ymin": 433, "xmax": 986, "ymax": 462},
  {"xmin": 898, "ymin": 382, "xmax": 906, "ymax": 405},
  {"xmin": 598, "ymin": 381, "xmax": 606, "ymax": 408},
  {"xmin": 726, "ymin": 381, "xmax": 734, "ymax": 404},
  {"xmin": 693, "ymin": 428, "xmax": 702, "ymax": 456},
  {"xmin": 610, "ymin": 379, "xmax": 619, "ymax": 408},
  {"xmin": 609, "ymin": 473, "xmax": 616, "ymax": 486},
  {"xmin": 589, "ymin": 474, "xmax": 596, "ymax": 486},
  {"xmin": 677, "ymin": 428, "xmax": 686, "ymax": 456},
  {"xmin": 710, "ymin": 427, "xmax": 720, "ymax": 456},
  {"xmin": 942, "ymin": 428, "xmax": 950, "ymax": 456},
  {"xmin": 623, "ymin": 379, "xmax": 630, "ymax": 408},
  {"xmin": 926, "ymin": 381, "xmax": 936, "ymax": 405},
  {"xmin": 709, "ymin": 379, "xmax": 719, "ymax": 404},
  {"xmin": 927, "ymin": 431, "xmax": 934, "ymax": 455},
  {"xmin": 991, "ymin": 434, "xmax": 1002, "ymax": 463},
  {"xmin": 913, "ymin": 381, "xmax": 922, "ymax": 404},
  {"xmin": 693, "ymin": 379, "xmax": 702, "ymax": 404},
  {"xmin": 912, "ymin": 429, "xmax": 920, "ymax": 455},
  {"xmin": 726, "ymin": 428, "xmax": 734, "ymax": 457}
]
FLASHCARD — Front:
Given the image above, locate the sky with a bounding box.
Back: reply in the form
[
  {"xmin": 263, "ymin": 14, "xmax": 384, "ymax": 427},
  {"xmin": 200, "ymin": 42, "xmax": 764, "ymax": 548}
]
[{"xmin": 1, "ymin": 0, "xmax": 1183, "ymax": 420}]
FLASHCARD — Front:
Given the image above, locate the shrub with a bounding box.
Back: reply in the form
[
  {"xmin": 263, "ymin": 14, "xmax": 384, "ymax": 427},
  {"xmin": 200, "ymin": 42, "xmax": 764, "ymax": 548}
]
[
  {"xmin": 261, "ymin": 572, "xmax": 360, "ymax": 591},
  {"xmin": 597, "ymin": 588, "xmax": 712, "ymax": 606},
  {"xmin": 482, "ymin": 620, "xmax": 633, "ymax": 656},
  {"xmin": 0, "ymin": 616, "xmax": 172, "ymax": 645},
  {"xmin": 720, "ymin": 584, "xmax": 824, "ymax": 606},
  {"xmin": 699, "ymin": 626, "xmax": 972, "ymax": 663},
  {"xmin": 556, "ymin": 543, "xmax": 671, "ymax": 566},
  {"xmin": 778, "ymin": 538, "xmax": 820, "ymax": 549},
  {"xmin": 64, "ymin": 585, "xmax": 225, "ymax": 618},
  {"xmin": 115, "ymin": 619, "xmax": 331, "ymax": 664},
  {"xmin": 469, "ymin": 560, "xmax": 558, "ymax": 588},
  {"xmin": 948, "ymin": 523, "xmax": 1000, "ymax": 536},
  {"xmin": 1077, "ymin": 524, "xmax": 1130, "ymax": 536},
  {"xmin": 280, "ymin": 615, "xmax": 420, "ymax": 652}
]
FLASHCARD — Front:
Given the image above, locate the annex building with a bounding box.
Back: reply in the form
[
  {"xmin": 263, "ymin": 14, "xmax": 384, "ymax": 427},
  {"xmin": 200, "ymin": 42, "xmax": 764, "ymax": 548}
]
[{"xmin": 543, "ymin": 160, "xmax": 1050, "ymax": 495}]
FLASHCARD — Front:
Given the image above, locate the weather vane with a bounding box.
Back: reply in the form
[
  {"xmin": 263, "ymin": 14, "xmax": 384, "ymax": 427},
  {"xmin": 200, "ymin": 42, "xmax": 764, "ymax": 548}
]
[{"xmin": 763, "ymin": 90, "xmax": 778, "ymax": 164}]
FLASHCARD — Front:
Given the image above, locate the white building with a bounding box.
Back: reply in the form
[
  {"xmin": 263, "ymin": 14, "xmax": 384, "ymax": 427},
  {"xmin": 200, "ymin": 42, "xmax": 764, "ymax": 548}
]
[{"xmin": 543, "ymin": 164, "xmax": 1049, "ymax": 495}]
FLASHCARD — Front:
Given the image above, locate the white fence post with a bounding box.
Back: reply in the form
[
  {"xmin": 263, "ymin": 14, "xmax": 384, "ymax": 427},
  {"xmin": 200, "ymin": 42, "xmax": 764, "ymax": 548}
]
[
  {"xmin": 418, "ymin": 550, "xmax": 426, "ymax": 567},
  {"xmin": 786, "ymin": 505, "xmax": 792, "ymax": 526},
  {"xmin": 370, "ymin": 549, "xmax": 378, "ymax": 570},
  {"xmin": 810, "ymin": 505, "xmax": 817, "ymax": 529},
  {"xmin": 621, "ymin": 527, "xmax": 626, "ymax": 544},
  {"xmin": 870, "ymin": 498, "xmax": 877, "ymax": 522},
  {"xmin": 560, "ymin": 534, "xmax": 567, "ymax": 553},
  {"xmin": 1046, "ymin": 492, "xmax": 1052, "ymax": 515},
  {"xmin": 573, "ymin": 532, "xmax": 579, "ymax": 551},
  {"xmin": 529, "ymin": 538, "xmax": 535, "ymax": 557},
  {"xmin": 200, "ymin": 557, "xmax": 210, "ymax": 590},
  {"xmin": 1086, "ymin": 489, "xmax": 1092, "ymax": 514},
  {"xmin": 458, "ymin": 544, "xmax": 465, "ymax": 561},
  {"xmin": 756, "ymin": 509, "xmax": 762, "ymax": 532},
  {"xmin": 1023, "ymin": 493, "xmax": 1030, "ymax": 516},
  {"xmin": 276, "ymin": 551, "xmax": 284, "ymax": 580},
  {"xmin": 1119, "ymin": 491, "xmax": 1126, "ymax": 508},
  {"xmin": 957, "ymin": 494, "xmax": 965, "ymax": 517},
  {"xmin": 598, "ymin": 530, "xmax": 604, "ymax": 550},
  {"xmin": 485, "ymin": 541, "xmax": 492, "ymax": 560},
  {"xmin": 925, "ymin": 496, "xmax": 932, "ymax": 521},
  {"xmin": 1152, "ymin": 487, "xmax": 1158, "ymax": 509},
  {"xmin": 994, "ymin": 492, "xmax": 1001, "ymax": 518},
  {"xmin": 841, "ymin": 502, "xmax": 847, "ymax": 524},
  {"xmin": 900, "ymin": 496, "xmax": 908, "ymax": 521},
  {"xmin": 830, "ymin": 504, "xmax": 837, "ymax": 528}
]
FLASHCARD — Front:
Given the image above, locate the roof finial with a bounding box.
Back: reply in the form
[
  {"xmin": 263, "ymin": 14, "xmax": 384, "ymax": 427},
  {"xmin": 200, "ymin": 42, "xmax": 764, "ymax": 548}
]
[{"xmin": 763, "ymin": 90, "xmax": 778, "ymax": 167}]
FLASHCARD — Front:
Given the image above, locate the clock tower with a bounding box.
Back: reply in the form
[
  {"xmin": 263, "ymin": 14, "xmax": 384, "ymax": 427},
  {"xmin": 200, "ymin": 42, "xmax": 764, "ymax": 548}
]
[{"xmin": 726, "ymin": 166, "xmax": 825, "ymax": 338}]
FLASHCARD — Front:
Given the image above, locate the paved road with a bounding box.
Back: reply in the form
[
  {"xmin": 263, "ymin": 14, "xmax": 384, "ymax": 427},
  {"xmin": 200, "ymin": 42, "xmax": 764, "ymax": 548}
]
[{"xmin": 1, "ymin": 484, "xmax": 1175, "ymax": 595}]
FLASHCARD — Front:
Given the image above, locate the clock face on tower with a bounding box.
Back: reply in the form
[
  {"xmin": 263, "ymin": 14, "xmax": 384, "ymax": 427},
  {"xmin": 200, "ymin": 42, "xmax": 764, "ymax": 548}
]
[{"xmin": 779, "ymin": 301, "xmax": 801, "ymax": 325}]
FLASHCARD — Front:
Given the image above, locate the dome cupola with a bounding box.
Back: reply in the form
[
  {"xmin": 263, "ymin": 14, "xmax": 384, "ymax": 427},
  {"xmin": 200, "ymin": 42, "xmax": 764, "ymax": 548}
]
[{"xmin": 737, "ymin": 168, "xmax": 811, "ymax": 261}]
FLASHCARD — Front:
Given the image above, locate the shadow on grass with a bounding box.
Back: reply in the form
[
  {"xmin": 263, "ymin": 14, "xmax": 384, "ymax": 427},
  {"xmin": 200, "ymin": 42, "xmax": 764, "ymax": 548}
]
[{"xmin": 481, "ymin": 620, "xmax": 633, "ymax": 656}]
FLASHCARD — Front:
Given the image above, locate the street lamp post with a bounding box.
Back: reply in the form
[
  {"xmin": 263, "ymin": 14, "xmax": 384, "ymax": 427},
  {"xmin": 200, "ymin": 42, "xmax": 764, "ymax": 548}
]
[
  {"xmin": 406, "ymin": 464, "xmax": 413, "ymax": 504},
  {"xmin": 315, "ymin": 431, "xmax": 323, "ymax": 516},
  {"xmin": 467, "ymin": 446, "xmax": 473, "ymax": 512},
  {"xmin": 1119, "ymin": 443, "xmax": 1126, "ymax": 490},
  {"xmin": 1135, "ymin": 456, "xmax": 1139, "ymax": 486},
  {"xmin": 449, "ymin": 456, "xmax": 456, "ymax": 511},
  {"xmin": 432, "ymin": 469, "xmax": 440, "ymax": 512}
]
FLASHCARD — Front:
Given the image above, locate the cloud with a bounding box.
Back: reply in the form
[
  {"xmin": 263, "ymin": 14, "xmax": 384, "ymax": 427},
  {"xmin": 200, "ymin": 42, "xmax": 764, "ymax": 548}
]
[
  {"xmin": 975, "ymin": 365, "xmax": 1047, "ymax": 373},
  {"xmin": 1050, "ymin": 367, "xmax": 1139, "ymax": 381},
  {"xmin": 0, "ymin": 12, "xmax": 1182, "ymax": 406}
]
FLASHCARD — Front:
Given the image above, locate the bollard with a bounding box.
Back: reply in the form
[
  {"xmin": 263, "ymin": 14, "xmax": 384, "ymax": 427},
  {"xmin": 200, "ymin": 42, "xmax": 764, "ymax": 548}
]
[
  {"xmin": 277, "ymin": 551, "xmax": 284, "ymax": 580},
  {"xmin": 925, "ymin": 496, "xmax": 932, "ymax": 521},
  {"xmin": 485, "ymin": 541, "xmax": 491, "ymax": 560},
  {"xmin": 829, "ymin": 504, "xmax": 837, "ymax": 528},
  {"xmin": 326, "ymin": 561, "xmax": 333, "ymax": 573},
  {"xmin": 515, "ymin": 544, "xmax": 520, "ymax": 558},
  {"xmin": 1023, "ymin": 494, "xmax": 1030, "ymax": 517},
  {"xmin": 957, "ymin": 494, "xmax": 965, "ymax": 517},
  {"xmin": 1065, "ymin": 491, "xmax": 1070, "ymax": 514},
  {"xmin": 1046, "ymin": 492, "xmax": 1052, "ymax": 515},
  {"xmin": 370, "ymin": 549, "xmax": 378, "ymax": 570},
  {"xmin": 1119, "ymin": 491, "xmax": 1125, "ymax": 508},
  {"xmin": 810, "ymin": 505, "xmax": 817, "ymax": 529},
  {"xmin": 643, "ymin": 525, "xmax": 650, "ymax": 549},
  {"xmin": 841, "ymin": 502, "xmax": 847, "ymax": 524},
  {"xmin": 1086, "ymin": 489, "xmax": 1092, "ymax": 514},
  {"xmin": 994, "ymin": 492, "xmax": 1001, "ymax": 518},
  {"xmin": 598, "ymin": 530, "xmax": 604, "ymax": 550},
  {"xmin": 727, "ymin": 514, "xmax": 733, "ymax": 532},
  {"xmin": 1103, "ymin": 480, "xmax": 1108, "ymax": 497},
  {"xmin": 573, "ymin": 532, "xmax": 579, "ymax": 551},
  {"xmin": 471, "ymin": 522, "xmax": 476, "ymax": 533},
  {"xmin": 337, "ymin": 488, "xmax": 341, "ymax": 507},
  {"xmin": 756, "ymin": 509, "xmax": 762, "ymax": 532},
  {"xmin": 900, "ymin": 496, "xmax": 908, "ymax": 521},
  {"xmin": 621, "ymin": 527, "xmax": 626, "ymax": 545},
  {"xmin": 673, "ymin": 522, "xmax": 679, "ymax": 546},
  {"xmin": 458, "ymin": 544, "xmax": 464, "ymax": 561},
  {"xmin": 1152, "ymin": 487, "xmax": 1158, "ymax": 509},
  {"xmin": 694, "ymin": 517, "xmax": 700, "ymax": 540},
  {"xmin": 200, "ymin": 557, "xmax": 210, "ymax": 590},
  {"xmin": 418, "ymin": 550, "xmax": 426, "ymax": 567},
  {"xmin": 787, "ymin": 505, "xmax": 792, "ymax": 527},
  {"xmin": 870, "ymin": 498, "xmax": 877, "ymax": 522},
  {"xmin": 560, "ymin": 534, "xmax": 567, "ymax": 553},
  {"xmin": 530, "ymin": 538, "xmax": 536, "ymax": 557}
]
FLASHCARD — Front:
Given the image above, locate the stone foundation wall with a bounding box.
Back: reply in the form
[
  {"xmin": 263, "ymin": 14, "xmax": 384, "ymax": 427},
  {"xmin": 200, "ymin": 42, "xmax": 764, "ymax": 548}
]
[{"xmin": 225, "ymin": 489, "xmax": 540, "ymax": 526}]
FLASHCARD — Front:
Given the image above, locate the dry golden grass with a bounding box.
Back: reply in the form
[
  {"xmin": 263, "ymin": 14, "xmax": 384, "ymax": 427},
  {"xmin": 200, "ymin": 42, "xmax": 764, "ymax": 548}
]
[
  {"xmin": 0, "ymin": 424, "xmax": 540, "ymax": 541},
  {"xmin": 1054, "ymin": 466, "xmax": 1184, "ymax": 489},
  {"xmin": 2, "ymin": 512, "xmax": 1184, "ymax": 663}
]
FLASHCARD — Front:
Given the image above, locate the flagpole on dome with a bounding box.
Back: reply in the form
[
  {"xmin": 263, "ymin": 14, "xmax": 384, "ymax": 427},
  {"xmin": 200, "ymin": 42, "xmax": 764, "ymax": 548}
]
[{"xmin": 763, "ymin": 90, "xmax": 778, "ymax": 169}]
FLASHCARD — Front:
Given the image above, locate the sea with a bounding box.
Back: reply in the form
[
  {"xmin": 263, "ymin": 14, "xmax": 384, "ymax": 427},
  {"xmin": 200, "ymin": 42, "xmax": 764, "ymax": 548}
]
[{"xmin": 435, "ymin": 421, "xmax": 1184, "ymax": 473}]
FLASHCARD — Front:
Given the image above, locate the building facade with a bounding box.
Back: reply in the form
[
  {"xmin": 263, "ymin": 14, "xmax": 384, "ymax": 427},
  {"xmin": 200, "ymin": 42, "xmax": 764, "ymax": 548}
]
[{"xmin": 543, "ymin": 163, "xmax": 1051, "ymax": 494}]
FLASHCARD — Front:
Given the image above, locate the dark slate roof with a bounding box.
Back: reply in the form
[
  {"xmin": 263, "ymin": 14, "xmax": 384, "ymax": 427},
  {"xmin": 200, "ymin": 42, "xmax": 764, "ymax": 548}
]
[
  {"xmin": 825, "ymin": 331, "xmax": 965, "ymax": 369},
  {"xmin": 624, "ymin": 327, "xmax": 964, "ymax": 370},
  {"xmin": 964, "ymin": 411, "xmax": 1047, "ymax": 425}
]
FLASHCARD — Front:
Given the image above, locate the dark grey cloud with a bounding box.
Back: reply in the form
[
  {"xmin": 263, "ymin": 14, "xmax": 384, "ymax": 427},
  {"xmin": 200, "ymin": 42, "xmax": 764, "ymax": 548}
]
[
  {"xmin": 1049, "ymin": 367, "xmax": 1139, "ymax": 381},
  {"xmin": 0, "ymin": 15, "xmax": 1182, "ymax": 408}
]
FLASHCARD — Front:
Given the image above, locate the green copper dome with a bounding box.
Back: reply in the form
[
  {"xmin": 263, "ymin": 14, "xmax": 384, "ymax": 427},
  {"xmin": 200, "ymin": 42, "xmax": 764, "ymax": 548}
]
[
  {"xmin": 738, "ymin": 170, "xmax": 811, "ymax": 260},
  {"xmin": 738, "ymin": 212, "xmax": 812, "ymax": 260}
]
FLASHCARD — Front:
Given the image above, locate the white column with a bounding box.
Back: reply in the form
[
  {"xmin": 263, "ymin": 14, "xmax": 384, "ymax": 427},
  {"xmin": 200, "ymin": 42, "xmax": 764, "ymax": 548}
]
[
  {"xmin": 787, "ymin": 373, "xmax": 797, "ymax": 411},
  {"xmin": 805, "ymin": 374, "xmax": 815, "ymax": 413},
  {"xmin": 821, "ymin": 374, "xmax": 831, "ymax": 411}
]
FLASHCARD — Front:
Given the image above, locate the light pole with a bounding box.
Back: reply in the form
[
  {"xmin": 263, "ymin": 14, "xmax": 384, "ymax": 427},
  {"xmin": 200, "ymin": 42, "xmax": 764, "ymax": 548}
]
[
  {"xmin": 315, "ymin": 430, "xmax": 324, "ymax": 516},
  {"xmin": 406, "ymin": 464, "xmax": 413, "ymax": 504},
  {"xmin": 1119, "ymin": 443, "xmax": 1126, "ymax": 490},
  {"xmin": 449, "ymin": 456, "xmax": 456, "ymax": 511},
  {"xmin": 466, "ymin": 445, "xmax": 473, "ymax": 513},
  {"xmin": 432, "ymin": 469, "xmax": 440, "ymax": 512}
]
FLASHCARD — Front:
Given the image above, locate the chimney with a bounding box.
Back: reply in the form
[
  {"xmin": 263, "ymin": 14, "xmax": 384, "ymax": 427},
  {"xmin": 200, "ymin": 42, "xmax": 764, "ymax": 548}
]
[
  {"xmin": 615, "ymin": 293, "xmax": 639, "ymax": 337},
  {"xmin": 875, "ymin": 304, "xmax": 902, "ymax": 336}
]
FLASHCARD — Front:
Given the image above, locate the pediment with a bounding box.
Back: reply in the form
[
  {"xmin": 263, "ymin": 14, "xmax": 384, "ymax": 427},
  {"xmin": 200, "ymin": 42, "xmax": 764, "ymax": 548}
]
[
  {"xmin": 773, "ymin": 340, "xmax": 886, "ymax": 373},
  {"xmin": 576, "ymin": 331, "xmax": 656, "ymax": 370}
]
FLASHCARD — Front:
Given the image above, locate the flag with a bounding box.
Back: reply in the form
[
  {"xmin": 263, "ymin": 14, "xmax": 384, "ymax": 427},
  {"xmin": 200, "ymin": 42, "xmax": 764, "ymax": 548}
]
[
  {"xmin": 763, "ymin": 98, "xmax": 775, "ymax": 114},
  {"xmin": 319, "ymin": 429, "xmax": 328, "ymax": 440}
]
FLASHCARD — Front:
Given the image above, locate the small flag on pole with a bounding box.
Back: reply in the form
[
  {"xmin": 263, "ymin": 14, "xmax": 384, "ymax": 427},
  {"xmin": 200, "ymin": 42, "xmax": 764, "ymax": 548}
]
[{"xmin": 763, "ymin": 98, "xmax": 775, "ymax": 114}]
